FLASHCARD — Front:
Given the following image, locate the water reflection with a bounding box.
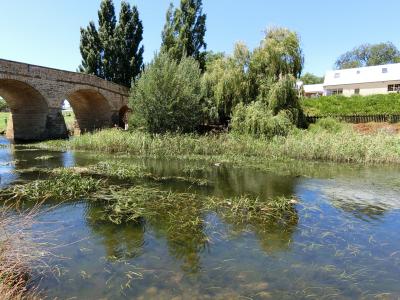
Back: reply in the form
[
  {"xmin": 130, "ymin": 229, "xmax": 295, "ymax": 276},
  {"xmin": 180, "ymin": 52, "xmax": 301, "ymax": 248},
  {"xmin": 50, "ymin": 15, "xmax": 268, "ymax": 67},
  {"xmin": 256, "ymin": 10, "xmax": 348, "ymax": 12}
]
[
  {"xmin": 3, "ymin": 143, "xmax": 400, "ymax": 299},
  {"xmin": 85, "ymin": 203, "xmax": 145, "ymax": 261}
]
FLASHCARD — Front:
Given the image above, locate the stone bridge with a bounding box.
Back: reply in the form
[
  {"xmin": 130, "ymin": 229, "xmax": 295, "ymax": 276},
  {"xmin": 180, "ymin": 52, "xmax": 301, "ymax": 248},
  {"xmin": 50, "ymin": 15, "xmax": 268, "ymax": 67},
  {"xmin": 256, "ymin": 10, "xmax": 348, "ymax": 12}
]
[{"xmin": 0, "ymin": 58, "xmax": 130, "ymax": 141}]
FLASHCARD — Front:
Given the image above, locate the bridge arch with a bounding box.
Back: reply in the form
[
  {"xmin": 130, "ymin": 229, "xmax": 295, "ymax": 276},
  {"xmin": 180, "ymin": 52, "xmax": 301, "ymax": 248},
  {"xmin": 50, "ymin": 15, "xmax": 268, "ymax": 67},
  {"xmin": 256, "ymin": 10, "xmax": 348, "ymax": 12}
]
[
  {"xmin": 64, "ymin": 88, "xmax": 114, "ymax": 134},
  {"xmin": 0, "ymin": 79, "xmax": 49, "ymax": 141}
]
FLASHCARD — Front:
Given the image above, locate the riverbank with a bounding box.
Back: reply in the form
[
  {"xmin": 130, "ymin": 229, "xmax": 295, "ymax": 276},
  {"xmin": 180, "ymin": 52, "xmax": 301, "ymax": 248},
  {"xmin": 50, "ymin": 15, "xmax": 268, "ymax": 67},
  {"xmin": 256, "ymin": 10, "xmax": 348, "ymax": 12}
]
[{"xmin": 34, "ymin": 120, "xmax": 400, "ymax": 165}]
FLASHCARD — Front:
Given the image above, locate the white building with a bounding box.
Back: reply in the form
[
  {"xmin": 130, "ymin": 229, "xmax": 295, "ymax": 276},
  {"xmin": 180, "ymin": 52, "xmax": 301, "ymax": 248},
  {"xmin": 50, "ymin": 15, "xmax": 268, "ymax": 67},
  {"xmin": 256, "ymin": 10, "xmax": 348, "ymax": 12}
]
[{"xmin": 303, "ymin": 63, "xmax": 400, "ymax": 97}]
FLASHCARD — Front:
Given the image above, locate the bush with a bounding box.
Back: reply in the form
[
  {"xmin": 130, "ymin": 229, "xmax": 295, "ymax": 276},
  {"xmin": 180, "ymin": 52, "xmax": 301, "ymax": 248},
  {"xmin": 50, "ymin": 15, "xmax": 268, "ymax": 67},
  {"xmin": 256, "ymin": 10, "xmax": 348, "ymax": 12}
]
[
  {"xmin": 302, "ymin": 93, "xmax": 400, "ymax": 117},
  {"xmin": 230, "ymin": 101, "xmax": 293, "ymax": 138},
  {"xmin": 130, "ymin": 52, "xmax": 203, "ymax": 133},
  {"xmin": 308, "ymin": 117, "xmax": 347, "ymax": 133}
]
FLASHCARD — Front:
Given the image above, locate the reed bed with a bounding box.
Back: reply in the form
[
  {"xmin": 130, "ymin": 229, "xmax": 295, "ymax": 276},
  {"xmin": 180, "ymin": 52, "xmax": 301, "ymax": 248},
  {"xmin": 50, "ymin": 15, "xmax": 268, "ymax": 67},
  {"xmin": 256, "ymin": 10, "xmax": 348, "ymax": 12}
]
[{"xmin": 36, "ymin": 125, "xmax": 400, "ymax": 165}]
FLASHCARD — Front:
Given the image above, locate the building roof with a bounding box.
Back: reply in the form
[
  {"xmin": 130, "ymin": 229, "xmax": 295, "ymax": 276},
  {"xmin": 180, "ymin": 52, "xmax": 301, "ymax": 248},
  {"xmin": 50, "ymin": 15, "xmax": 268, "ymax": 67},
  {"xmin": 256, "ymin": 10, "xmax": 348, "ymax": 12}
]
[
  {"xmin": 303, "ymin": 84, "xmax": 324, "ymax": 93},
  {"xmin": 324, "ymin": 63, "xmax": 400, "ymax": 87}
]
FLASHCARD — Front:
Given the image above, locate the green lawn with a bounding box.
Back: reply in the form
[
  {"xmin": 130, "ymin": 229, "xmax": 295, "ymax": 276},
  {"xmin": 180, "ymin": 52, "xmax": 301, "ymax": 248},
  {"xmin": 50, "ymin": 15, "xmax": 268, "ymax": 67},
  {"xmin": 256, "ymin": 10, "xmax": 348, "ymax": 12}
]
[
  {"xmin": 62, "ymin": 111, "xmax": 75, "ymax": 129},
  {"xmin": 0, "ymin": 111, "xmax": 75, "ymax": 135},
  {"xmin": 0, "ymin": 112, "xmax": 9, "ymax": 133}
]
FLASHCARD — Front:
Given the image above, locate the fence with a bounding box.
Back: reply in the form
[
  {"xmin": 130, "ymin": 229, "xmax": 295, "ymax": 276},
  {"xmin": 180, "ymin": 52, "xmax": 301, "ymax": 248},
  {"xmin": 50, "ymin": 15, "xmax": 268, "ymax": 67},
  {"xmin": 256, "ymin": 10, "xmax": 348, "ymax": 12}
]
[{"xmin": 306, "ymin": 114, "xmax": 400, "ymax": 124}]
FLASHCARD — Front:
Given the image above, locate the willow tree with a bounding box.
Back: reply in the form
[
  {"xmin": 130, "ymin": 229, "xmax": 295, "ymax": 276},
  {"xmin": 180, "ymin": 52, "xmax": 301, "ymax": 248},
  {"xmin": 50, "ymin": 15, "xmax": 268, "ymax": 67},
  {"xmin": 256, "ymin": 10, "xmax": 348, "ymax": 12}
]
[
  {"xmin": 202, "ymin": 43, "xmax": 252, "ymax": 124},
  {"xmin": 250, "ymin": 27, "xmax": 304, "ymax": 102}
]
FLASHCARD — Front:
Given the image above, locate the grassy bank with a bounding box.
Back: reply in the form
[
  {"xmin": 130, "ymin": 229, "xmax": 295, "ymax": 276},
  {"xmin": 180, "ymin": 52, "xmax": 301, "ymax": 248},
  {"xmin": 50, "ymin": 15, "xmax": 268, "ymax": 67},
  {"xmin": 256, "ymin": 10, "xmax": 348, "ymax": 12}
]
[
  {"xmin": 35, "ymin": 121, "xmax": 400, "ymax": 165},
  {"xmin": 302, "ymin": 94, "xmax": 400, "ymax": 117}
]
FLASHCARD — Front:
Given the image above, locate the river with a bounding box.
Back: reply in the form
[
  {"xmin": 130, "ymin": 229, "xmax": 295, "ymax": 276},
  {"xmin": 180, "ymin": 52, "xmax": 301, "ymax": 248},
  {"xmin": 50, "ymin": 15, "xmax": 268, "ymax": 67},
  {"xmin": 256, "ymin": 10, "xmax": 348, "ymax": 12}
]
[{"xmin": 1, "ymin": 136, "xmax": 400, "ymax": 299}]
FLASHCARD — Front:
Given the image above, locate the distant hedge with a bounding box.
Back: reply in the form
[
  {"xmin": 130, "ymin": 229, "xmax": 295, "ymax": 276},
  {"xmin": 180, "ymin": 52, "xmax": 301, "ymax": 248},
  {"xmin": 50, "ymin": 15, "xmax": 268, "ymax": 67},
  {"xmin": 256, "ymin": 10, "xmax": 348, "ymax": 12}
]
[{"xmin": 301, "ymin": 93, "xmax": 400, "ymax": 117}]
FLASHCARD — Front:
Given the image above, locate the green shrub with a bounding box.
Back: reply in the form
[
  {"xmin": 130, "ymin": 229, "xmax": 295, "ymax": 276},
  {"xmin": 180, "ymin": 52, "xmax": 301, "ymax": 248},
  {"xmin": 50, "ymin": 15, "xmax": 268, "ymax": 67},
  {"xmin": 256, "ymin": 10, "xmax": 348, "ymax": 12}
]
[
  {"xmin": 230, "ymin": 101, "xmax": 293, "ymax": 138},
  {"xmin": 302, "ymin": 93, "xmax": 400, "ymax": 117},
  {"xmin": 130, "ymin": 52, "xmax": 203, "ymax": 133},
  {"xmin": 308, "ymin": 117, "xmax": 347, "ymax": 133}
]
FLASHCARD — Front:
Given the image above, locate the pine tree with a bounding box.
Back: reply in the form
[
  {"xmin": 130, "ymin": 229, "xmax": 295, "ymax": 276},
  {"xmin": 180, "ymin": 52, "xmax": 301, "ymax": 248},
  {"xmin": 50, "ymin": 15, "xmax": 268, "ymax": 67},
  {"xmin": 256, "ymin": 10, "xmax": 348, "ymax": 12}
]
[
  {"xmin": 115, "ymin": 2, "xmax": 144, "ymax": 86},
  {"xmin": 161, "ymin": 0, "xmax": 207, "ymax": 70},
  {"xmin": 79, "ymin": 21, "xmax": 102, "ymax": 76}
]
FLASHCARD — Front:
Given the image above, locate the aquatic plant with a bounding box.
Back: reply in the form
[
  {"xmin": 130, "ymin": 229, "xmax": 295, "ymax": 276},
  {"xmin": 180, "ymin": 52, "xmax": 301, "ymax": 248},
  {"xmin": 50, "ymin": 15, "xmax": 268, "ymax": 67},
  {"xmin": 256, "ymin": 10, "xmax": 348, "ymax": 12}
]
[{"xmin": 0, "ymin": 169, "xmax": 102, "ymax": 202}]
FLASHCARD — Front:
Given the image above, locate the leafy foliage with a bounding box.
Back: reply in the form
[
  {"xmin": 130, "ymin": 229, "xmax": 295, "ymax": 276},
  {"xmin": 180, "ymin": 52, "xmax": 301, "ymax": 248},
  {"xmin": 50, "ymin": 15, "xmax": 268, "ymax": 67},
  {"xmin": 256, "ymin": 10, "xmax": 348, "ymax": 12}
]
[
  {"xmin": 335, "ymin": 42, "xmax": 400, "ymax": 69},
  {"xmin": 230, "ymin": 101, "xmax": 293, "ymax": 138},
  {"xmin": 161, "ymin": 0, "xmax": 207, "ymax": 70},
  {"xmin": 130, "ymin": 52, "xmax": 203, "ymax": 133},
  {"xmin": 203, "ymin": 28, "xmax": 304, "ymax": 126},
  {"xmin": 302, "ymin": 94, "xmax": 400, "ymax": 117},
  {"xmin": 0, "ymin": 98, "xmax": 8, "ymax": 112},
  {"xmin": 300, "ymin": 72, "xmax": 324, "ymax": 84},
  {"xmin": 202, "ymin": 43, "xmax": 252, "ymax": 124},
  {"xmin": 79, "ymin": 0, "xmax": 144, "ymax": 86}
]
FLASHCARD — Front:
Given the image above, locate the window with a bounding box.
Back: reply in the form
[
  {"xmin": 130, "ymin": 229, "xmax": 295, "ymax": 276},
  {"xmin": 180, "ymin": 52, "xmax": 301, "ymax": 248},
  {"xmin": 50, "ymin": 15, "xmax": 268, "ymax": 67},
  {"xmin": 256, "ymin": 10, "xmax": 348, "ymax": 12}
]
[
  {"xmin": 382, "ymin": 68, "xmax": 388, "ymax": 73},
  {"xmin": 328, "ymin": 88, "xmax": 343, "ymax": 95},
  {"xmin": 354, "ymin": 88, "xmax": 360, "ymax": 95},
  {"xmin": 334, "ymin": 73, "xmax": 341, "ymax": 78},
  {"xmin": 388, "ymin": 84, "xmax": 400, "ymax": 92}
]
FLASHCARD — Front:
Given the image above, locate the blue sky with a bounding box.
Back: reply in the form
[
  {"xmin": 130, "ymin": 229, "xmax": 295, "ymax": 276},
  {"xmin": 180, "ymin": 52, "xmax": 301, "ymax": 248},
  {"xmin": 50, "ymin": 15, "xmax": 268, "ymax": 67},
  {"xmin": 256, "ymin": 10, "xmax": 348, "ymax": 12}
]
[{"xmin": 1, "ymin": 0, "xmax": 399, "ymax": 77}]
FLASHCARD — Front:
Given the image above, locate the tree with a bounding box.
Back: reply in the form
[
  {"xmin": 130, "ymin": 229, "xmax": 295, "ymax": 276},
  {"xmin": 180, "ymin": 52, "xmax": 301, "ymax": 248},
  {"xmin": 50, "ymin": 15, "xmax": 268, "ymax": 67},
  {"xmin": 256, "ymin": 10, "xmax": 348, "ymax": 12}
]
[
  {"xmin": 98, "ymin": 0, "xmax": 117, "ymax": 81},
  {"xmin": 115, "ymin": 2, "xmax": 144, "ymax": 86},
  {"xmin": 250, "ymin": 27, "xmax": 304, "ymax": 102},
  {"xmin": 79, "ymin": 21, "xmax": 102, "ymax": 76},
  {"xmin": 202, "ymin": 43, "xmax": 251, "ymax": 124},
  {"xmin": 79, "ymin": 0, "xmax": 144, "ymax": 87},
  {"xmin": 300, "ymin": 72, "xmax": 324, "ymax": 85},
  {"xmin": 161, "ymin": 0, "xmax": 207, "ymax": 69},
  {"xmin": 130, "ymin": 52, "xmax": 203, "ymax": 133},
  {"xmin": 335, "ymin": 42, "xmax": 400, "ymax": 69}
]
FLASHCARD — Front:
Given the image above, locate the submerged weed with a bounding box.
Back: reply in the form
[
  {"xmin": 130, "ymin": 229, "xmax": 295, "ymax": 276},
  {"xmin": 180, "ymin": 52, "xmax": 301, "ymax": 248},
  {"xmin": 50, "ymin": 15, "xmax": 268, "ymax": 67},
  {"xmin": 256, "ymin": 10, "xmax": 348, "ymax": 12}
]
[{"xmin": 0, "ymin": 168, "xmax": 102, "ymax": 202}]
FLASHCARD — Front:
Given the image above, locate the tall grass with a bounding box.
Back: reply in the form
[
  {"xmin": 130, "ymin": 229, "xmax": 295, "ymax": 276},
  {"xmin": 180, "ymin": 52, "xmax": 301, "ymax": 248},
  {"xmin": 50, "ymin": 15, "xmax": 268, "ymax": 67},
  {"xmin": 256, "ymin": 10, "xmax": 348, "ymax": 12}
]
[
  {"xmin": 36, "ymin": 126, "xmax": 400, "ymax": 165},
  {"xmin": 0, "ymin": 203, "xmax": 47, "ymax": 300},
  {"xmin": 302, "ymin": 93, "xmax": 400, "ymax": 117}
]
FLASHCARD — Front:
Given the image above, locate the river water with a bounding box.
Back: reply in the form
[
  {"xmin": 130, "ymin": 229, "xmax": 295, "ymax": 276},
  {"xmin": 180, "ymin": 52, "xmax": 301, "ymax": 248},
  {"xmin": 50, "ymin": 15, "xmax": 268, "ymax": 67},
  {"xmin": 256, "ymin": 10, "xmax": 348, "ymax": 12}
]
[{"xmin": 1, "ymin": 137, "xmax": 400, "ymax": 299}]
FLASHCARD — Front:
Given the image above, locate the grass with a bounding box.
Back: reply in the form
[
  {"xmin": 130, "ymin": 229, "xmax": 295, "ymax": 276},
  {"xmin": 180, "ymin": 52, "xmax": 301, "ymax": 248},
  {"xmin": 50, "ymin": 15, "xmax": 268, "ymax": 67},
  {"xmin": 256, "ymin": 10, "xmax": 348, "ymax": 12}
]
[
  {"xmin": 0, "ymin": 202, "xmax": 48, "ymax": 299},
  {"xmin": 0, "ymin": 168, "xmax": 102, "ymax": 202},
  {"xmin": 62, "ymin": 110, "xmax": 75, "ymax": 130},
  {"xmin": 0, "ymin": 111, "xmax": 75, "ymax": 135},
  {"xmin": 301, "ymin": 94, "xmax": 400, "ymax": 117},
  {"xmin": 0, "ymin": 112, "xmax": 9, "ymax": 133},
  {"xmin": 34, "ymin": 123, "xmax": 400, "ymax": 165}
]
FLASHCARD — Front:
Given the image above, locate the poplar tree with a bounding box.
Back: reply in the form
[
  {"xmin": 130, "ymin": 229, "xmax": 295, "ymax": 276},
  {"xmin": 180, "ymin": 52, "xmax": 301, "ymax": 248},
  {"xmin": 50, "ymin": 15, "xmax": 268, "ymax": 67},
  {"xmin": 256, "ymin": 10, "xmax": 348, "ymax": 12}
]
[
  {"xmin": 79, "ymin": 21, "xmax": 102, "ymax": 76},
  {"xmin": 98, "ymin": 0, "xmax": 117, "ymax": 81},
  {"xmin": 161, "ymin": 0, "xmax": 207, "ymax": 70},
  {"xmin": 79, "ymin": 0, "xmax": 144, "ymax": 87},
  {"xmin": 115, "ymin": 2, "xmax": 144, "ymax": 86}
]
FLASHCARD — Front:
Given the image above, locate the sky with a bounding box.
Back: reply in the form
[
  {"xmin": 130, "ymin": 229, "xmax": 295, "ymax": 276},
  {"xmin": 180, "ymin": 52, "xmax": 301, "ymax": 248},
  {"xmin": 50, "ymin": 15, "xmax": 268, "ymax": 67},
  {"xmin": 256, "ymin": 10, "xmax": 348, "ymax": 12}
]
[{"xmin": 1, "ymin": 0, "xmax": 399, "ymax": 77}]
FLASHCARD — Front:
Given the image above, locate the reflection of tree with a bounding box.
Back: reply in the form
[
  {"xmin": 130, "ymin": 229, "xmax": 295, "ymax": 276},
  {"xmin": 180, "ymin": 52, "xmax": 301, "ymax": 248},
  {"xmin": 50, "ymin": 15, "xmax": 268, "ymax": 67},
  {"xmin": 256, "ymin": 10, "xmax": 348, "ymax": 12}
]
[
  {"xmin": 219, "ymin": 204, "xmax": 299, "ymax": 254},
  {"xmin": 149, "ymin": 197, "xmax": 209, "ymax": 274},
  {"xmin": 85, "ymin": 203, "xmax": 145, "ymax": 260},
  {"xmin": 331, "ymin": 199, "xmax": 387, "ymax": 221}
]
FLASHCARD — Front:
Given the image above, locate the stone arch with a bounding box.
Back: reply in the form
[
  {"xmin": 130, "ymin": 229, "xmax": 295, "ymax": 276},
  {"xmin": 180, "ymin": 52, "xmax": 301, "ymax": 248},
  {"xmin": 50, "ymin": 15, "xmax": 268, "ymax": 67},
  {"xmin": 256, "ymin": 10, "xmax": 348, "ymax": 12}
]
[
  {"xmin": 65, "ymin": 88, "xmax": 113, "ymax": 134},
  {"xmin": 0, "ymin": 79, "xmax": 49, "ymax": 141},
  {"xmin": 118, "ymin": 105, "xmax": 132, "ymax": 129}
]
